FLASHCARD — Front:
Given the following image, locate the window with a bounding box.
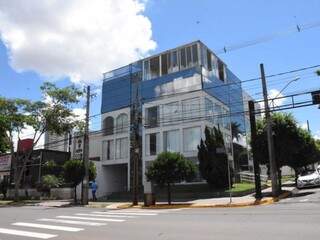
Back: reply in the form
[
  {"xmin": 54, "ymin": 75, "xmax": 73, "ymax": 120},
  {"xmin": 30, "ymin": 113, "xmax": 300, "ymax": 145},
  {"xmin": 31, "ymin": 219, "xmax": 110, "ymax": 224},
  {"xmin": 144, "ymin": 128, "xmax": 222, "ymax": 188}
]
[
  {"xmin": 143, "ymin": 60, "xmax": 150, "ymax": 80},
  {"xmin": 116, "ymin": 113, "xmax": 128, "ymax": 133},
  {"xmin": 145, "ymin": 133, "xmax": 160, "ymax": 156},
  {"xmin": 218, "ymin": 60, "xmax": 225, "ymax": 81},
  {"xmin": 192, "ymin": 44, "xmax": 198, "ymax": 65},
  {"xmin": 103, "ymin": 140, "xmax": 114, "ymax": 160},
  {"xmin": 214, "ymin": 104, "xmax": 222, "ymax": 127},
  {"xmin": 146, "ymin": 106, "xmax": 159, "ymax": 127},
  {"xmin": 116, "ymin": 137, "xmax": 128, "ymax": 159},
  {"xmin": 223, "ymin": 108, "xmax": 230, "ymax": 130},
  {"xmin": 170, "ymin": 50, "xmax": 179, "ymax": 73},
  {"xmin": 163, "ymin": 130, "xmax": 180, "ymax": 152},
  {"xmin": 207, "ymin": 50, "xmax": 212, "ymax": 71},
  {"xmin": 103, "ymin": 117, "xmax": 114, "ymax": 135},
  {"xmin": 182, "ymin": 97, "xmax": 200, "ymax": 121},
  {"xmin": 163, "ymin": 101, "xmax": 179, "ymax": 125},
  {"xmin": 205, "ymin": 98, "xmax": 214, "ymax": 122},
  {"xmin": 161, "ymin": 53, "xmax": 170, "ymax": 75},
  {"xmin": 183, "ymin": 127, "xmax": 201, "ymax": 152},
  {"xmin": 150, "ymin": 56, "xmax": 160, "ymax": 79},
  {"xmin": 186, "ymin": 46, "xmax": 192, "ymax": 68},
  {"xmin": 180, "ymin": 48, "xmax": 186, "ymax": 69}
]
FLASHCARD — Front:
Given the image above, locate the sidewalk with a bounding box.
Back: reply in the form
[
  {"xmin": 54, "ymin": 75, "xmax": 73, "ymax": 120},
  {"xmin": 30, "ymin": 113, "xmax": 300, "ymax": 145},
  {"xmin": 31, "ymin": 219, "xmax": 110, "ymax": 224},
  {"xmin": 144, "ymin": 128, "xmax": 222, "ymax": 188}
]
[{"xmin": 87, "ymin": 185, "xmax": 296, "ymax": 209}]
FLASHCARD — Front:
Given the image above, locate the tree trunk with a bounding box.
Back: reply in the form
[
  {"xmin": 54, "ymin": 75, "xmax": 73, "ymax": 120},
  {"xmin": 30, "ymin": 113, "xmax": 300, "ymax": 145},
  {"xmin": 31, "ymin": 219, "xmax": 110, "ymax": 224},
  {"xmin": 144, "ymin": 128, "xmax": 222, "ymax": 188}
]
[
  {"xmin": 74, "ymin": 186, "xmax": 77, "ymax": 203},
  {"xmin": 167, "ymin": 183, "xmax": 171, "ymax": 205}
]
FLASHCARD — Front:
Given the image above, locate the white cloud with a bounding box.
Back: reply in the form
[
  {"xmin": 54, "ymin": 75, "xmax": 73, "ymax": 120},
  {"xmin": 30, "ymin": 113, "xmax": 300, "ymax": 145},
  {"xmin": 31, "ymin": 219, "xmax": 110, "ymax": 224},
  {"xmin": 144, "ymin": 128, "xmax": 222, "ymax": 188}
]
[
  {"xmin": 258, "ymin": 89, "xmax": 286, "ymax": 111},
  {"xmin": 314, "ymin": 130, "xmax": 320, "ymax": 140},
  {"xmin": 299, "ymin": 122, "xmax": 309, "ymax": 130},
  {"xmin": 0, "ymin": 0, "xmax": 156, "ymax": 84},
  {"xmin": 72, "ymin": 108, "xmax": 86, "ymax": 121}
]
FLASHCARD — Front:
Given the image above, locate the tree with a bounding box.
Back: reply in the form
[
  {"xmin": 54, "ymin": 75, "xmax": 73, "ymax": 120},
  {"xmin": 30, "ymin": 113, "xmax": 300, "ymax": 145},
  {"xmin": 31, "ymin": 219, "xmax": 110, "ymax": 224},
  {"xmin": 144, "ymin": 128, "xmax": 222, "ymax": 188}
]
[
  {"xmin": 0, "ymin": 82, "xmax": 83, "ymax": 201},
  {"xmin": 40, "ymin": 175, "xmax": 63, "ymax": 198},
  {"xmin": 63, "ymin": 159, "xmax": 97, "ymax": 203},
  {"xmin": 256, "ymin": 113, "xmax": 320, "ymax": 185},
  {"xmin": 145, "ymin": 152, "xmax": 196, "ymax": 204},
  {"xmin": 316, "ymin": 69, "xmax": 320, "ymax": 76},
  {"xmin": 198, "ymin": 127, "xmax": 230, "ymax": 189}
]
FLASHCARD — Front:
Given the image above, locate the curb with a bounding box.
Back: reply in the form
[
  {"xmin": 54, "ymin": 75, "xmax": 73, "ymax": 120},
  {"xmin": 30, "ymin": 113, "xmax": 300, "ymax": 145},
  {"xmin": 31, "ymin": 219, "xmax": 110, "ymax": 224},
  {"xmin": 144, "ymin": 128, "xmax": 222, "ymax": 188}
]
[{"xmin": 85, "ymin": 190, "xmax": 294, "ymax": 209}]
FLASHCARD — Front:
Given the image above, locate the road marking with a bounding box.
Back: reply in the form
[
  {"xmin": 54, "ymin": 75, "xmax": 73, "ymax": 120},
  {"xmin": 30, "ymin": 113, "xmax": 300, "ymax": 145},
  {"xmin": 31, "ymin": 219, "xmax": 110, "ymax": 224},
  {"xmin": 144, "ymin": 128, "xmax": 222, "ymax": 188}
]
[
  {"xmin": 77, "ymin": 213, "xmax": 136, "ymax": 218},
  {"xmin": 299, "ymin": 199, "xmax": 309, "ymax": 202},
  {"xmin": 56, "ymin": 216, "xmax": 125, "ymax": 222},
  {"xmin": 92, "ymin": 211, "xmax": 157, "ymax": 216},
  {"xmin": 12, "ymin": 222, "xmax": 84, "ymax": 232},
  {"xmin": 0, "ymin": 228, "xmax": 57, "ymax": 239},
  {"xmin": 38, "ymin": 218, "xmax": 106, "ymax": 226}
]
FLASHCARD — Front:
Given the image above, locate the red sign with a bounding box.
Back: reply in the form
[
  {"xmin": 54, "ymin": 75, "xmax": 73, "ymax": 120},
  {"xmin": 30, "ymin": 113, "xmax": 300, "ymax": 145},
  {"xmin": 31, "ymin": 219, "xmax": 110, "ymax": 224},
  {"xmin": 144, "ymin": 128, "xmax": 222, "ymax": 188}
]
[{"xmin": 17, "ymin": 139, "xmax": 34, "ymax": 153}]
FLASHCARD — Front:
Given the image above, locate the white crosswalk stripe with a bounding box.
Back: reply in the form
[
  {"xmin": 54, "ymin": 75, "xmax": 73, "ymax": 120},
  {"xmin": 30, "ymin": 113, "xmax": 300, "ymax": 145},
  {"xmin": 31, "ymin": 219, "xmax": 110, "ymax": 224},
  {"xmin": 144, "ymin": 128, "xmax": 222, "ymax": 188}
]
[
  {"xmin": 76, "ymin": 213, "xmax": 136, "ymax": 218},
  {"xmin": 38, "ymin": 218, "xmax": 107, "ymax": 226},
  {"xmin": 56, "ymin": 216, "xmax": 126, "ymax": 222},
  {"xmin": 92, "ymin": 211, "xmax": 157, "ymax": 216},
  {"xmin": 0, "ymin": 227, "xmax": 57, "ymax": 239},
  {"xmin": 12, "ymin": 222, "xmax": 84, "ymax": 232}
]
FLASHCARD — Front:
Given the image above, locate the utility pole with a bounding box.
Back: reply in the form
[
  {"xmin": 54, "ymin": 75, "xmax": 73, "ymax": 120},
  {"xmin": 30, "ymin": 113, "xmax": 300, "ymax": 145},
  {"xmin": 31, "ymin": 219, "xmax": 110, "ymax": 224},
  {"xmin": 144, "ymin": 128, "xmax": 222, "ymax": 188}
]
[
  {"xmin": 248, "ymin": 100, "xmax": 262, "ymax": 199},
  {"xmin": 307, "ymin": 120, "xmax": 310, "ymax": 133},
  {"xmin": 260, "ymin": 64, "xmax": 279, "ymax": 197},
  {"xmin": 82, "ymin": 85, "xmax": 90, "ymax": 205}
]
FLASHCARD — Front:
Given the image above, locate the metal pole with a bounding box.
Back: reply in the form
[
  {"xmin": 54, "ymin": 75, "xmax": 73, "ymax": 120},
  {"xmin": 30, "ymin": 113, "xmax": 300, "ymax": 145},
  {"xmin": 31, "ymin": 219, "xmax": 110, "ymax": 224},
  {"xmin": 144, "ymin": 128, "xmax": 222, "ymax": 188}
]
[
  {"xmin": 248, "ymin": 101, "xmax": 262, "ymax": 199},
  {"xmin": 82, "ymin": 85, "xmax": 90, "ymax": 205},
  {"xmin": 307, "ymin": 120, "xmax": 310, "ymax": 133},
  {"xmin": 260, "ymin": 64, "xmax": 279, "ymax": 197}
]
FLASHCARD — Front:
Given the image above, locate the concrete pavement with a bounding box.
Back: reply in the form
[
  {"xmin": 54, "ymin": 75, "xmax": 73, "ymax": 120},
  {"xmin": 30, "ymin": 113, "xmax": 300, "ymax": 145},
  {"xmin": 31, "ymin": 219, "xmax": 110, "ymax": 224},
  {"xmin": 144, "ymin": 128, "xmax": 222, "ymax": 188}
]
[{"xmin": 0, "ymin": 186, "xmax": 319, "ymax": 240}]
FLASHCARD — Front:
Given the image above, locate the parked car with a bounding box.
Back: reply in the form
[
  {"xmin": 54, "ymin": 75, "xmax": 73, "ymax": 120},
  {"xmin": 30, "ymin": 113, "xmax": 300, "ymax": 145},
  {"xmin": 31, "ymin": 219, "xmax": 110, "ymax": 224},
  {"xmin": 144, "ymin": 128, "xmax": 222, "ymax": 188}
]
[{"xmin": 297, "ymin": 166, "xmax": 320, "ymax": 189}]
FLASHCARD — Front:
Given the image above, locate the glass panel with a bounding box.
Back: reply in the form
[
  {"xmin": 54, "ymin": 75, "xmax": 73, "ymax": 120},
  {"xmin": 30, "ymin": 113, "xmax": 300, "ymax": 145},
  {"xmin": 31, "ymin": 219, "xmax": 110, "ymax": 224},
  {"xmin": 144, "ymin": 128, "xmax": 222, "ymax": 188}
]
[
  {"xmin": 103, "ymin": 140, "xmax": 114, "ymax": 160},
  {"xmin": 116, "ymin": 137, "xmax": 128, "ymax": 159},
  {"xmin": 218, "ymin": 60, "xmax": 225, "ymax": 81},
  {"xmin": 143, "ymin": 60, "xmax": 150, "ymax": 81},
  {"xmin": 192, "ymin": 44, "xmax": 198, "ymax": 66},
  {"xmin": 214, "ymin": 103, "xmax": 222, "ymax": 127},
  {"xmin": 103, "ymin": 117, "xmax": 114, "ymax": 135},
  {"xmin": 170, "ymin": 50, "xmax": 179, "ymax": 73},
  {"xmin": 146, "ymin": 106, "xmax": 159, "ymax": 128},
  {"xmin": 186, "ymin": 46, "xmax": 192, "ymax": 68},
  {"xmin": 164, "ymin": 130, "xmax": 180, "ymax": 152},
  {"xmin": 150, "ymin": 56, "xmax": 160, "ymax": 79},
  {"xmin": 207, "ymin": 50, "xmax": 212, "ymax": 71},
  {"xmin": 116, "ymin": 113, "xmax": 128, "ymax": 133},
  {"xmin": 161, "ymin": 53, "xmax": 169, "ymax": 75},
  {"xmin": 205, "ymin": 98, "xmax": 214, "ymax": 122},
  {"xmin": 182, "ymin": 97, "xmax": 200, "ymax": 121},
  {"xmin": 145, "ymin": 133, "xmax": 159, "ymax": 156},
  {"xmin": 163, "ymin": 101, "xmax": 179, "ymax": 125},
  {"xmin": 183, "ymin": 127, "xmax": 201, "ymax": 152},
  {"xmin": 180, "ymin": 47, "xmax": 186, "ymax": 69}
]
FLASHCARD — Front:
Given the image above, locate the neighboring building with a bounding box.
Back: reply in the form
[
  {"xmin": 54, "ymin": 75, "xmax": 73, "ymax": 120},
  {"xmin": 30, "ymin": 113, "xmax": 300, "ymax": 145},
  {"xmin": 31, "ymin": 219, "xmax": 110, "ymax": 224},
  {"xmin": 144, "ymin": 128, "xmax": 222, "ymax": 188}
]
[
  {"xmin": 95, "ymin": 40, "xmax": 248, "ymax": 197},
  {"xmin": 10, "ymin": 149, "xmax": 70, "ymax": 187},
  {"xmin": 44, "ymin": 132, "xmax": 69, "ymax": 152}
]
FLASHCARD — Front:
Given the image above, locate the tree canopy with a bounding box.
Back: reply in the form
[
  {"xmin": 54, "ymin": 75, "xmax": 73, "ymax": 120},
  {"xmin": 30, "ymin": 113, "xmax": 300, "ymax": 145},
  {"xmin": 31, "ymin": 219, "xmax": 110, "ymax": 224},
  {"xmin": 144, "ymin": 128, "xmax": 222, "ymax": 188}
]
[
  {"xmin": 255, "ymin": 112, "xmax": 320, "ymax": 178},
  {"xmin": 63, "ymin": 159, "xmax": 96, "ymax": 202},
  {"xmin": 145, "ymin": 152, "xmax": 196, "ymax": 204},
  {"xmin": 0, "ymin": 82, "xmax": 84, "ymax": 201},
  {"xmin": 198, "ymin": 127, "xmax": 230, "ymax": 189}
]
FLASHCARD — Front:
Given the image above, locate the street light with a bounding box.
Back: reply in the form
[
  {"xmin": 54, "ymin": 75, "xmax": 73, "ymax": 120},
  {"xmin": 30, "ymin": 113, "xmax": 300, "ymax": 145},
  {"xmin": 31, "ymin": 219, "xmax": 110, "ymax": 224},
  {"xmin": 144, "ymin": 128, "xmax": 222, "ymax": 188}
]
[{"xmin": 271, "ymin": 76, "xmax": 300, "ymax": 109}]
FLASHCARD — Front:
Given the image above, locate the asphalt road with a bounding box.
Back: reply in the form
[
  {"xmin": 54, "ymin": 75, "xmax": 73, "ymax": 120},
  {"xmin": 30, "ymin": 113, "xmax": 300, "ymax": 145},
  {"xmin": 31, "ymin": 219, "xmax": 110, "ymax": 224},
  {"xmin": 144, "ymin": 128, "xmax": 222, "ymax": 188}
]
[{"xmin": 0, "ymin": 187, "xmax": 319, "ymax": 240}]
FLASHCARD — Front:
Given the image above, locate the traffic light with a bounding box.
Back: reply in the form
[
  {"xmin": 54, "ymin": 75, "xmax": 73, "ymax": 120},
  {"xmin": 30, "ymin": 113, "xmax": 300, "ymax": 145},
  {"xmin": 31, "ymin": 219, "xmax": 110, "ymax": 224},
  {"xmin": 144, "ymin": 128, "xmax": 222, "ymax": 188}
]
[{"xmin": 311, "ymin": 91, "xmax": 320, "ymax": 104}]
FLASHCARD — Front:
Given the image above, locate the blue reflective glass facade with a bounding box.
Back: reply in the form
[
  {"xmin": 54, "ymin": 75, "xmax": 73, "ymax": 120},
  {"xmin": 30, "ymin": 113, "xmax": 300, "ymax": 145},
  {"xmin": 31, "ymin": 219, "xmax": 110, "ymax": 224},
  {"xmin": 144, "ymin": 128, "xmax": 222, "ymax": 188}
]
[{"xmin": 101, "ymin": 41, "xmax": 246, "ymax": 132}]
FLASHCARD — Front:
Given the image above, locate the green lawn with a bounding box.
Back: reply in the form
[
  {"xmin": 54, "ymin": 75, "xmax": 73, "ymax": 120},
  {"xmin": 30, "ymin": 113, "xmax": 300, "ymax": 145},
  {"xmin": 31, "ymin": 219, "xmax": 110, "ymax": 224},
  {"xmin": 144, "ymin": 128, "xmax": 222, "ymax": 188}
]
[{"xmin": 227, "ymin": 182, "xmax": 255, "ymax": 193}]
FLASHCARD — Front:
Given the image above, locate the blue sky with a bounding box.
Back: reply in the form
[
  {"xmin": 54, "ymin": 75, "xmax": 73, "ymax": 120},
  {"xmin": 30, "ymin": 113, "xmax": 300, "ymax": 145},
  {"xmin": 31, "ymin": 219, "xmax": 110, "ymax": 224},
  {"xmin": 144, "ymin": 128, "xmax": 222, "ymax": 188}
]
[{"xmin": 0, "ymin": 0, "xmax": 319, "ymax": 137}]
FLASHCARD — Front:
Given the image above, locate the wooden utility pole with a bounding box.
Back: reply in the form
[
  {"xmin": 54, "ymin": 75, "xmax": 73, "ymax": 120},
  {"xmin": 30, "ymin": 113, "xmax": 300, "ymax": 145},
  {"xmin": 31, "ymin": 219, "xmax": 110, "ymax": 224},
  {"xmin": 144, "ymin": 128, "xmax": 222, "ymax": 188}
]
[
  {"xmin": 82, "ymin": 85, "xmax": 90, "ymax": 205},
  {"xmin": 248, "ymin": 100, "xmax": 262, "ymax": 199},
  {"xmin": 260, "ymin": 64, "xmax": 279, "ymax": 197}
]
